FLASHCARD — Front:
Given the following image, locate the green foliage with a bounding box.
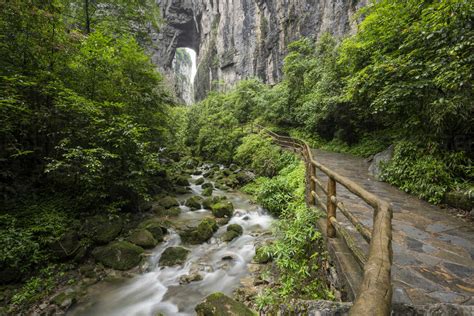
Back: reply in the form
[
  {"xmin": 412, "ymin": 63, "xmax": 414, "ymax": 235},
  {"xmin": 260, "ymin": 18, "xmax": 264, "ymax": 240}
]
[
  {"xmin": 380, "ymin": 141, "xmax": 472, "ymax": 204},
  {"xmin": 244, "ymin": 156, "xmax": 332, "ymax": 305},
  {"xmin": 0, "ymin": 196, "xmax": 73, "ymax": 279},
  {"xmin": 10, "ymin": 265, "xmax": 59, "ymax": 307},
  {"xmin": 234, "ymin": 133, "xmax": 294, "ymax": 177},
  {"xmin": 0, "ymin": 215, "xmax": 41, "ymax": 275}
]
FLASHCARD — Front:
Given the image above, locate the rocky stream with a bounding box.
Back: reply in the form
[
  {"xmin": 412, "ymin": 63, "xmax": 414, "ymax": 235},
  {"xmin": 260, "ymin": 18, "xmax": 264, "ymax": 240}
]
[{"xmin": 66, "ymin": 165, "xmax": 274, "ymax": 315}]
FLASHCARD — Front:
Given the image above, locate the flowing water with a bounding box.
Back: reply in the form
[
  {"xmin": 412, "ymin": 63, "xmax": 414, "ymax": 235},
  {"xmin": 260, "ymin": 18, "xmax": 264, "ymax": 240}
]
[{"xmin": 69, "ymin": 172, "xmax": 274, "ymax": 316}]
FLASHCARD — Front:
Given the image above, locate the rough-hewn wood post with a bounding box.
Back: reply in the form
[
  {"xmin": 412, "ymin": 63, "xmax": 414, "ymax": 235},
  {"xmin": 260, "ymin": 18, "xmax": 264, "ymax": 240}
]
[
  {"xmin": 327, "ymin": 177, "xmax": 336, "ymax": 238},
  {"xmin": 309, "ymin": 164, "xmax": 316, "ymax": 205}
]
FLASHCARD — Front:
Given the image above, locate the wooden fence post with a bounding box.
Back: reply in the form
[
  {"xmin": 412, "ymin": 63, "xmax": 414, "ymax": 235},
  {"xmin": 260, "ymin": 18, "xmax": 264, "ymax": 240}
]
[
  {"xmin": 327, "ymin": 177, "xmax": 336, "ymax": 238},
  {"xmin": 309, "ymin": 164, "xmax": 316, "ymax": 206}
]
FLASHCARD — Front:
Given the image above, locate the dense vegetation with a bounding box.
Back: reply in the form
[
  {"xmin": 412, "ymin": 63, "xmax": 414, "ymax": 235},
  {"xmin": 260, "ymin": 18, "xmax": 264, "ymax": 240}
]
[
  {"xmin": 187, "ymin": 0, "xmax": 473, "ymax": 204},
  {"xmin": 238, "ymin": 137, "xmax": 332, "ymax": 306},
  {"xmin": 0, "ymin": 0, "xmax": 178, "ymax": 308}
]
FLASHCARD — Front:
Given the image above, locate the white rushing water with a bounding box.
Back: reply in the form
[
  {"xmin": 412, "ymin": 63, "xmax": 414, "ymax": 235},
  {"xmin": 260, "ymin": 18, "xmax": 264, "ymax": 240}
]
[{"xmin": 70, "ymin": 172, "xmax": 274, "ymax": 316}]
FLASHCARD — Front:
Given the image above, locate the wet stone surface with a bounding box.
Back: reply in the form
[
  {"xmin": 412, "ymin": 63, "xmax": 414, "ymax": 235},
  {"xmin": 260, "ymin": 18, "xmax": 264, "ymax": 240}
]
[{"xmin": 312, "ymin": 149, "xmax": 474, "ymax": 305}]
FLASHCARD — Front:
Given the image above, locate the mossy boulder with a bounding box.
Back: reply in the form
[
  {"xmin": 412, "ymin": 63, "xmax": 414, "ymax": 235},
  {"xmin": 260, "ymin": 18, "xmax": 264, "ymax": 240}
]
[
  {"xmin": 175, "ymin": 186, "xmax": 189, "ymax": 194},
  {"xmin": 83, "ymin": 215, "xmax": 123, "ymax": 244},
  {"xmin": 202, "ymin": 196, "xmax": 226, "ymax": 209},
  {"xmin": 159, "ymin": 247, "xmax": 190, "ymax": 266},
  {"xmin": 236, "ymin": 171, "xmax": 255, "ymax": 185},
  {"xmin": 180, "ymin": 218, "xmax": 218, "ymax": 244},
  {"xmin": 222, "ymin": 224, "xmax": 243, "ymax": 242},
  {"xmin": 153, "ymin": 205, "xmax": 181, "ymax": 217},
  {"xmin": 175, "ymin": 176, "xmax": 190, "ymax": 187},
  {"xmin": 222, "ymin": 169, "xmax": 232, "ymax": 176},
  {"xmin": 51, "ymin": 290, "xmax": 77, "ymax": 309},
  {"xmin": 203, "ymin": 171, "xmax": 213, "ymax": 178},
  {"xmin": 141, "ymin": 223, "xmax": 164, "ymax": 242},
  {"xmin": 211, "ymin": 201, "xmax": 234, "ymax": 218},
  {"xmin": 201, "ymin": 182, "xmax": 214, "ymax": 190},
  {"xmin": 158, "ymin": 196, "xmax": 179, "ymax": 209},
  {"xmin": 195, "ymin": 177, "xmax": 205, "ymax": 185},
  {"xmin": 92, "ymin": 241, "xmax": 144, "ymax": 270},
  {"xmin": 128, "ymin": 229, "xmax": 157, "ymax": 248},
  {"xmin": 195, "ymin": 292, "xmax": 256, "ymax": 316},
  {"xmin": 227, "ymin": 224, "xmax": 243, "ymax": 235},
  {"xmin": 185, "ymin": 196, "xmax": 203, "ymax": 210},
  {"xmin": 202, "ymin": 187, "xmax": 213, "ymax": 197}
]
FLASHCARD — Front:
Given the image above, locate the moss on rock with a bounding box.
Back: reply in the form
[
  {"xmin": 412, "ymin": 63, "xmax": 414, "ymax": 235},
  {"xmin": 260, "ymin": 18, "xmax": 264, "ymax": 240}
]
[
  {"xmin": 128, "ymin": 229, "xmax": 157, "ymax": 248},
  {"xmin": 157, "ymin": 196, "xmax": 179, "ymax": 209},
  {"xmin": 201, "ymin": 182, "xmax": 214, "ymax": 190},
  {"xmin": 185, "ymin": 196, "xmax": 203, "ymax": 210},
  {"xmin": 222, "ymin": 224, "xmax": 243, "ymax": 242},
  {"xmin": 211, "ymin": 201, "xmax": 234, "ymax": 218},
  {"xmin": 202, "ymin": 187, "xmax": 213, "ymax": 197},
  {"xmin": 180, "ymin": 218, "xmax": 218, "ymax": 244},
  {"xmin": 92, "ymin": 241, "xmax": 144, "ymax": 270},
  {"xmin": 83, "ymin": 215, "xmax": 123, "ymax": 244},
  {"xmin": 159, "ymin": 247, "xmax": 190, "ymax": 266},
  {"xmin": 195, "ymin": 292, "xmax": 256, "ymax": 316}
]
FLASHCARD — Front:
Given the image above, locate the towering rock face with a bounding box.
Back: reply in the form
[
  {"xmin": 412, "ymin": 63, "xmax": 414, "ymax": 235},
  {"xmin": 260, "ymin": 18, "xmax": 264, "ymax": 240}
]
[
  {"xmin": 172, "ymin": 48, "xmax": 195, "ymax": 105},
  {"xmin": 152, "ymin": 0, "xmax": 367, "ymax": 101}
]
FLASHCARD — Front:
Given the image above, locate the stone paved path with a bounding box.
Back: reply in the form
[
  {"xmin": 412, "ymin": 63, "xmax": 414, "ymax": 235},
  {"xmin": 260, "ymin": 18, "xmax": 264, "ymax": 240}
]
[{"xmin": 311, "ymin": 149, "xmax": 474, "ymax": 306}]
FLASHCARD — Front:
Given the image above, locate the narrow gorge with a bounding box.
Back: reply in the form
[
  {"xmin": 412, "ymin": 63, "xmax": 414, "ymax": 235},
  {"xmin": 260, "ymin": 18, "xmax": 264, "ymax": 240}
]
[{"xmin": 154, "ymin": 0, "xmax": 367, "ymax": 101}]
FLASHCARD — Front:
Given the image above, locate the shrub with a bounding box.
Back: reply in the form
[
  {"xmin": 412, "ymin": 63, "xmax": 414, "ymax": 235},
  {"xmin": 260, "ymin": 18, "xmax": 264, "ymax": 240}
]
[
  {"xmin": 234, "ymin": 133, "xmax": 294, "ymax": 177},
  {"xmin": 380, "ymin": 141, "xmax": 472, "ymax": 204}
]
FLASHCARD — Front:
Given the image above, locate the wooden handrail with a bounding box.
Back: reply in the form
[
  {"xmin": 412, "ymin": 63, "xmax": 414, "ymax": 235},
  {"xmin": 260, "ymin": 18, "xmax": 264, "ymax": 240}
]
[{"xmin": 254, "ymin": 124, "xmax": 393, "ymax": 316}]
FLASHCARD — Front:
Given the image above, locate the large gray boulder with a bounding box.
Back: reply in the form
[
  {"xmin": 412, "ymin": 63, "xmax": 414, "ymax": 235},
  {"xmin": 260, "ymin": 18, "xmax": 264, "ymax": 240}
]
[{"xmin": 368, "ymin": 145, "xmax": 394, "ymax": 180}]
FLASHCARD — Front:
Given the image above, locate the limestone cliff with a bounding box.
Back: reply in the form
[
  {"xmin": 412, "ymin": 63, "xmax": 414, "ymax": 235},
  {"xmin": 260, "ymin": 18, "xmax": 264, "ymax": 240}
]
[
  {"xmin": 151, "ymin": 0, "xmax": 367, "ymax": 101},
  {"xmin": 172, "ymin": 48, "xmax": 194, "ymax": 105}
]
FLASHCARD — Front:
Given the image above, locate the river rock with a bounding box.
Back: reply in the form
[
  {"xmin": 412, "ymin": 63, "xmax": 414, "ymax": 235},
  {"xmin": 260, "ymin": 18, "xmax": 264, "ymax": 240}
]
[
  {"xmin": 92, "ymin": 241, "xmax": 144, "ymax": 270},
  {"xmin": 211, "ymin": 201, "xmax": 234, "ymax": 218},
  {"xmin": 83, "ymin": 215, "xmax": 123, "ymax": 244},
  {"xmin": 195, "ymin": 177, "xmax": 205, "ymax": 185},
  {"xmin": 159, "ymin": 247, "xmax": 190, "ymax": 266},
  {"xmin": 157, "ymin": 196, "xmax": 179, "ymax": 209},
  {"xmin": 175, "ymin": 175, "xmax": 190, "ymax": 187},
  {"xmin": 203, "ymin": 171, "xmax": 213, "ymax": 178},
  {"xmin": 202, "ymin": 187, "xmax": 213, "ymax": 196},
  {"xmin": 175, "ymin": 186, "xmax": 189, "ymax": 194},
  {"xmin": 185, "ymin": 196, "xmax": 203, "ymax": 210},
  {"xmin": 128, "ymin": 229, "xmax": 157, "ymax": 249},
  {"xmin": 51, "ymin": 289, "xmax": 77, "ymax": 310},
  {"xmin": 179, "ymin": 272, "xmax": 203, "ymax": 284},
  {"xmin": 140, "ymin": 221, "xmax": 165, "ymax": 242},
  {"xmin": 195, "ymin": 292, "xmax": 256, "ymax": 316},
  {"xmin": 222, "ymin": 224, "xmax": 243, "ymax": 242},
  {"xmin": 202, "ymin": 196, "xmax": 226, "ymax": 209},
  {"xmin": 368, "ymin": 145, "xmax": 394, "ymax": 180},
  {"xmin": 180, "ymin": 218, "xmax": 218, "ymax": 244},
  {"xmin": 236, "ymin": 171, "xmax": 255, "ymax": 185},
  {"xmin": 201, "ymin": 182, "xmax": 214, "ymax": 190}
]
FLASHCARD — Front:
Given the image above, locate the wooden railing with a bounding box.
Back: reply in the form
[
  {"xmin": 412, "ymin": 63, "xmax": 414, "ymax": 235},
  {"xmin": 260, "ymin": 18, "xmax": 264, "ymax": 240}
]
[{"xmin": 254, "ymin": 125, "xmax": 393, "ymax": 316}]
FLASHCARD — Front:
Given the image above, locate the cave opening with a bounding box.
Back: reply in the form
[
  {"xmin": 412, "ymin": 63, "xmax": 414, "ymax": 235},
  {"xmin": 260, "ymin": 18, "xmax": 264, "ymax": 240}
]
[{"xmin": 172, "ymin": 47, "xmax": 197, "ymax": 105}]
